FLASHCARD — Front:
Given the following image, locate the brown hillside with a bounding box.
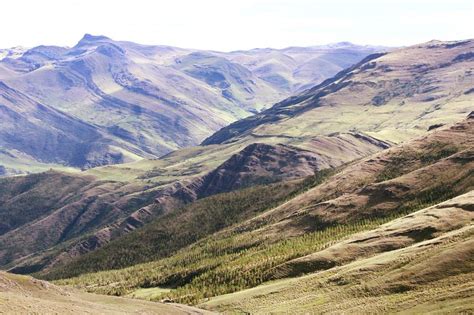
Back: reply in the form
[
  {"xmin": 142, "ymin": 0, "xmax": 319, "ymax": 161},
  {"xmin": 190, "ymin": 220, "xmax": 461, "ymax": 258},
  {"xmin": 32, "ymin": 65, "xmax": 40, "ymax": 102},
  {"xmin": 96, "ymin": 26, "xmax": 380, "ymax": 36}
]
[
  {"xmin": 0, "ymin": 271, "xmax": 212, "ymax": 314},
  {"xmin": 202, "ymin": 192, "xmax": 474, "ymax": 314}
]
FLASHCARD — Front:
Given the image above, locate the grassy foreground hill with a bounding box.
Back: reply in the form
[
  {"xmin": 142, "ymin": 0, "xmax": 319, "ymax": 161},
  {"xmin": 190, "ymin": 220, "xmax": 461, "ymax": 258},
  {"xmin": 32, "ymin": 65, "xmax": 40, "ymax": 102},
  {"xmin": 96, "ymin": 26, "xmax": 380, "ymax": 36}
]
[
  {"xmin": 0, "ymin": 272, "xmax": 212, "ymax": 314},
  {"xmin": 202, "ymin": 192, "xmax": 474, "ymax": 314},
  {"xmin": 48, "ymin": 114, "xmax": 473, "ymax": 311}
]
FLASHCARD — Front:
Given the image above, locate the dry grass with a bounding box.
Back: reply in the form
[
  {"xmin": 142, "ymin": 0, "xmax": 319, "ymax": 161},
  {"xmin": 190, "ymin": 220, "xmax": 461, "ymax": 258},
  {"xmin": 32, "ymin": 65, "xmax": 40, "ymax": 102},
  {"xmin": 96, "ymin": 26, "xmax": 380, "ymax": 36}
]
[
  {"xmin": 202, "ymin": 193, "xmax": 474, "ymax": 314},
  {"xmin": 0, "ymin": 272, "xmax": 213, "ymax": 314}
]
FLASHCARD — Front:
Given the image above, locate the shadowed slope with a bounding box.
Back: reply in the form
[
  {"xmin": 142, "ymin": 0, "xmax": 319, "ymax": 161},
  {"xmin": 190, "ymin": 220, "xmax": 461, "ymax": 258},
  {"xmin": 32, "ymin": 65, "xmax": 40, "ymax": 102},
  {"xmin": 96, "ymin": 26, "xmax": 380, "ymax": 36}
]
[{"xmin": 0, "ymin": 82, "xmax": 127, "ymax": 172}]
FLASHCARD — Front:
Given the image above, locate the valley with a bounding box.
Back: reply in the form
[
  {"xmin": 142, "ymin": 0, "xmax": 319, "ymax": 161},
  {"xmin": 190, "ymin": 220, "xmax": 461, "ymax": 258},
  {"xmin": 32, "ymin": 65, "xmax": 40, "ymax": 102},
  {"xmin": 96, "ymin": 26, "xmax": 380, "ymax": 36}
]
[
  {"xmin": 46, "ymin": 113, "xmax": 474, "ymax": 310},
  {"xmin": 0, "ymin": 36, "xmax": 472, "ymax": 314}
]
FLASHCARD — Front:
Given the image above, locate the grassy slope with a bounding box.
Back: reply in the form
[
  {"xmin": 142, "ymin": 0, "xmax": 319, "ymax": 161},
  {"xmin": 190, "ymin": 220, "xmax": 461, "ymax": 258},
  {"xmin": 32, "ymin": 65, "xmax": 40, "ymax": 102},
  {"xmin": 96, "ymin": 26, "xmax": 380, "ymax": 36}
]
[
  {"xmin": 205, "ymin": 230, "xmax": 473, "ymax": 314},
  {"xmin": 203, "ymin": 39, "xmax": 474, "ymax": 146},
  {"xmin": 50, "ymin": 117, "xmax": 473, "ymax": 306},
  {"xmin": 0, "ymin": 171, "xmax": 96, "ymax": 235},
  {"xmin": 0, "ymin": 171, "xmax": 158, "ymax": 270},
  {"xmin": 0, "ymin": 151, "xmax": 80, "ymax": 176},
  {"xmin": 0, "ymin": 272, "xmax": 212, "ymax": 314},
  {"xmin": 42, "ymin": 177, "xmax": 320, "ymax": 277},
  {"xmin": 202, "ymin": 193, "xmax": 474, "ymax": 314},
  {"xmin": 84, "ymin": 131, "xmax": 387, "ymax": 185},
  {"xmin": 0, "ymin": 132, "xmax": 386, "ymax": 274}
]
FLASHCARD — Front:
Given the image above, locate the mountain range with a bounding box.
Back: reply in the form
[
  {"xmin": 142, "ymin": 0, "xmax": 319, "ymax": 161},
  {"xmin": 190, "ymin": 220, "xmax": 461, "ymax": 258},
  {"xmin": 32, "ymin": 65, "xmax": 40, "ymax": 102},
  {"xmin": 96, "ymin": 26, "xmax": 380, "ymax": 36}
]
[
  {"xmin": 0, "ymin": 37, "xmax": 473, "ymax": 314},
  {"xmin": 0, "ymin": 35, "xmax": 381, "ymax": 175}
]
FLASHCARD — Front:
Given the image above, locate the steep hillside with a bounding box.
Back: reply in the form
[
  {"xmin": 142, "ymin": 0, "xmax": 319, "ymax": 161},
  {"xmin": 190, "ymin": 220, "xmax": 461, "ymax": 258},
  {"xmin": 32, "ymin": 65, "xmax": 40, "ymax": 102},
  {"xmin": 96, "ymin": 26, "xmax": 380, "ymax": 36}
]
[
  {"xmin": 0, "ymin": 131, "xmax": 385, "ymax": 275},
  {"xmin": 0, "ymin": 272, "xmax": 211, "ymax": 314},
  {"xmin": 204, "ymin": 39, "xmax": 474, "ymax": 145},
  {"xmin": 46, "ymin": 115, "xmax": 473, "ymax": 307},
  {"xmin": 0, "ymin": 171, "xmax": 96, "ymax": 236},
  {"xmin": 39, "ymin": 178, "xmax": 314, "ymax": 275},
  {"xmin": 0, "ymin": 35, "xmax": 378, "ymax": 174},
  {"xmin": 0, "ymin": 82, "xmax": 129, "ymax": 173},
  {"xmin": 202, "ymin": 192, "xmax": 474, "ymax": 314},
  {"xmin": 0, "ymin": 169, "xmax": 162, "ymax": 273}
]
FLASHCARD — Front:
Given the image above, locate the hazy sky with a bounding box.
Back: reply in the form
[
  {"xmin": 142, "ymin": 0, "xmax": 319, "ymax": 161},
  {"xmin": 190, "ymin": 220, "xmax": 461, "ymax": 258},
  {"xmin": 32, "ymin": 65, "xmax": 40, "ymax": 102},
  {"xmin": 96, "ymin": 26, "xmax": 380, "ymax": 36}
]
[{"xmin": 2, "ymin": 0, "xmax": 473, "ymax": 51}]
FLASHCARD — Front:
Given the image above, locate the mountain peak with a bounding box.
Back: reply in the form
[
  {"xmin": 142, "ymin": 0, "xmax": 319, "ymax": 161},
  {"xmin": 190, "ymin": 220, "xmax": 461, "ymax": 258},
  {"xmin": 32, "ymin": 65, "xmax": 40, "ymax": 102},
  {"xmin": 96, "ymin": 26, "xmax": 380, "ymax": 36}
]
[{"xmin": 76, "ymin": 34, "xmax": 111, "ymax": 46}]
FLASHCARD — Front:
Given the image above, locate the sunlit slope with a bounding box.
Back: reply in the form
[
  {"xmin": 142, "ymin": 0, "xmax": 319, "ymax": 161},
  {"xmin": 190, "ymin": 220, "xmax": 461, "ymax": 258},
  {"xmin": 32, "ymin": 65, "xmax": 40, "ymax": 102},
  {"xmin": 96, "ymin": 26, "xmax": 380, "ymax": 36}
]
[
  {"xmin": 202, "ymin": 192, "xmax": 474, "ymax": 314},
  {"xmin": 0, "ymin": 272, "xmax": 212, "ymax": 314},
  {"xmin": 204, "ymin": 39, "xmax": 474, "ymax": 145}
]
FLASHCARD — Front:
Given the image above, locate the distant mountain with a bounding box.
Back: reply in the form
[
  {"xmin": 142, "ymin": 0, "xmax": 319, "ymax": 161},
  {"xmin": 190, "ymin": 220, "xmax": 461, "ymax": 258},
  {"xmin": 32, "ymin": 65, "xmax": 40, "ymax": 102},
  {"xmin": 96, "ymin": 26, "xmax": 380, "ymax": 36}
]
[
  {"xmin": 0, "ymin": 82, "xmax": 124, "ymax": 170},
  {"xmin": 218, "ymin": 42, "xmax": 387, "ymax": 92},
  {"xmin": 0, "ymin": 47, "xmax": 26, "ymax": 60},
  {"xmin": 0, "ymin": 35, "xmax": 381, "ymax": 175}
]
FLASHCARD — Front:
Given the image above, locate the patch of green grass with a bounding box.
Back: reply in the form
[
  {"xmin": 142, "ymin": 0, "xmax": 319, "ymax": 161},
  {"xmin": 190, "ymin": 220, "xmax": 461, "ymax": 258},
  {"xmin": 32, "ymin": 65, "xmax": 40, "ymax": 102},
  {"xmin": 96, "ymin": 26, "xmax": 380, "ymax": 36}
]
[{"xmin": 127, "ymin": 287, "xmax": 172, "ymax": 301}]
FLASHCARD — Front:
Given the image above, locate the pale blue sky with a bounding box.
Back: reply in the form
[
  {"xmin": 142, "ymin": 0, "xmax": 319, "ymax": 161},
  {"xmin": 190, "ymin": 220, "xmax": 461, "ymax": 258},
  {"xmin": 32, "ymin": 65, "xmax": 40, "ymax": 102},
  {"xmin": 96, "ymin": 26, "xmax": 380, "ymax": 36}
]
[{"xmin": 2, "ymin": 0, "xmax": 473, "ymax": 50}]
